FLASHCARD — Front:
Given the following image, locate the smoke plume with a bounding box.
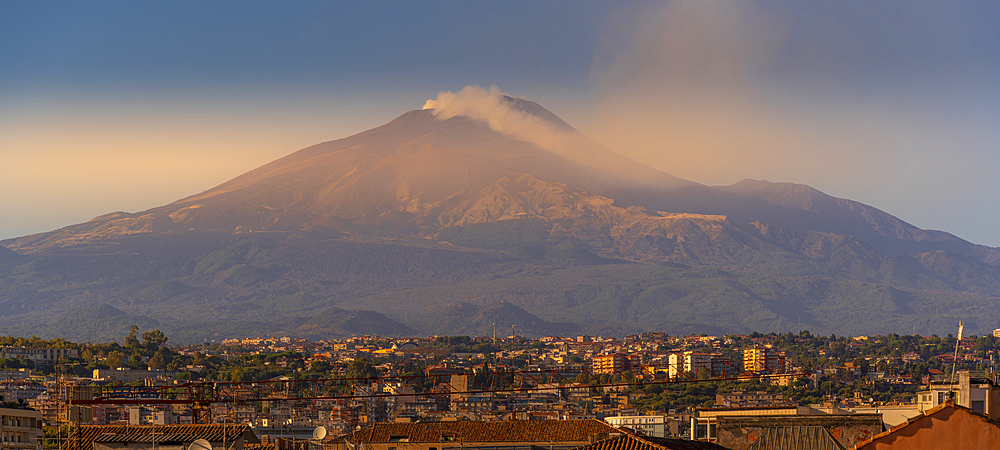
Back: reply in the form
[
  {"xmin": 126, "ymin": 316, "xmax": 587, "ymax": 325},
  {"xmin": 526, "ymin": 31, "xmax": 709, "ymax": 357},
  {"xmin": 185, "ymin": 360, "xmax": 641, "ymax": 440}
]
[
  {"xmin": 422, "ymin": 85, "xmax": 686, "ymax": 189},
  {"xmin": 423, "ymin": 85, "xmax": 574, "ymax": 153}
]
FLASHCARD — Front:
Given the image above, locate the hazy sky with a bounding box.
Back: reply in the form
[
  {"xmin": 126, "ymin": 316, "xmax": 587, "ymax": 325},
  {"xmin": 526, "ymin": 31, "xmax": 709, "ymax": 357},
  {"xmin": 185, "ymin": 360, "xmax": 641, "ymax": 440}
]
[{"xmin": 2, "ymin": 1, "xmax": 998, "ymax": 246}]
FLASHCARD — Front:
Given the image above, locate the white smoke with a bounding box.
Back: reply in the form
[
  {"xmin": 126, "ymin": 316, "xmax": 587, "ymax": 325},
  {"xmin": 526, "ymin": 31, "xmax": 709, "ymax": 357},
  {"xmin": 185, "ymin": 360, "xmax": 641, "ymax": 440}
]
[
  {"xmin": 421, "ymin": 84, "xmax": 690, "ymax": 189},
  {"xmin": 422, "ymin": 85, "xmax": 573, "ymax": 154}
]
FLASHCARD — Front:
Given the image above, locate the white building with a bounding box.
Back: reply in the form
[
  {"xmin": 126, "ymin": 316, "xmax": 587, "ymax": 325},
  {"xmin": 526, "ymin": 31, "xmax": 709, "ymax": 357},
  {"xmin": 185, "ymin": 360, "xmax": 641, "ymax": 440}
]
[
  {"xmin": 916, "ymin": 370, "xmax": 1000, "ymax": 419},
  {"xmin": 668, "ymin": 352, "xmax": 737, "ymax": 379},
  {"xmin": 604, "ymin": 415, "xmax": 665, "ymax": 437}
]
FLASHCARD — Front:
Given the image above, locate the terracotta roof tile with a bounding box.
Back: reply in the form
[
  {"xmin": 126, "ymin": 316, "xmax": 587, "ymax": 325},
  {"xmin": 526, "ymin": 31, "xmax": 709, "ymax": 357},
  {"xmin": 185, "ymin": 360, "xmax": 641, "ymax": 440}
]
[{"xmin": 62, "ymin": 424, "xmax": 257, "ymax": 450}]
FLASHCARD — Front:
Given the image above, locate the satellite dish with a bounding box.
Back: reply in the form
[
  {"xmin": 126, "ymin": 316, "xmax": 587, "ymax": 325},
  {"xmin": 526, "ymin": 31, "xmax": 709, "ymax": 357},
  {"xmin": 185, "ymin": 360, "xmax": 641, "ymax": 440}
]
[
  {"xmin": 190, "ymin": 440, "xmax": 212, "ymax": 450},
  {"xmin": 312, "ymin": 426, "xmax": 328, "ymax": 441}
]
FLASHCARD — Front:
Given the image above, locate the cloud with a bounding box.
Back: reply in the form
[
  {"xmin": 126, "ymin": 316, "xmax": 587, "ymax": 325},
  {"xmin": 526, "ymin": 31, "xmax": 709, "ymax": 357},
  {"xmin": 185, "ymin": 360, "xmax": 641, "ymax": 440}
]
[
  {"xmin": 583, "ymin": 1, "xmax": 901, "ymax": 188},
  {"xmin": 578, "ymin": 1, "xmax": 998, "ymax": 245}
]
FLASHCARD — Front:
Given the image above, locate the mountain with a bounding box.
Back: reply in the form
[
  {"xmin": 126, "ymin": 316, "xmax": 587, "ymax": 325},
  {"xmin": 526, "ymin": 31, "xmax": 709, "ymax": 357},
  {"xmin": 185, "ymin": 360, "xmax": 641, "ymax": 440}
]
[
  {"xmin": 27, "ymin": 304, "xmax": 160, "ymax": 343},
  {"xmin": 2, "ymin": 94, "xmax": 999, "ymax": 342},
  {"xmin": 718, "ymin": 179, "xmax": 1000, "ymax": 264}
]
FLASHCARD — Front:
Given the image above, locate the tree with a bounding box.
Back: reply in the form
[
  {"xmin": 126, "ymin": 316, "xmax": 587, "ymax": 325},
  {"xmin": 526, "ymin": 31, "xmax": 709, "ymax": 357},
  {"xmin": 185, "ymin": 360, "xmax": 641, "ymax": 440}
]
[
  {"xmin": 141, "ymin": 330, "xmax": 168, "ymax": 353},
  {"xmin": 346, "ymin": 358, "xmax": 377, "ymax": 379},
  {"xmin": 127, "ymin": 354, "xmax": 145, "ymax": 370},
  {"xmin": 310, "ymin": 360, "xmax": 332, "ymax": 374},
  {"xmin": 854, "ymin": 357, "xmax": 870, "ymax": 376},
  {"xmin": 148, "ymin": 353, "xmax": 165, "ymax": 370},
  {"xmin": 105, "ymin": 351, "xmax": 123, "ymax": 369},
  {"xmin": 125, "ymin": 325, "xmax": 140, "ymax": 351}
]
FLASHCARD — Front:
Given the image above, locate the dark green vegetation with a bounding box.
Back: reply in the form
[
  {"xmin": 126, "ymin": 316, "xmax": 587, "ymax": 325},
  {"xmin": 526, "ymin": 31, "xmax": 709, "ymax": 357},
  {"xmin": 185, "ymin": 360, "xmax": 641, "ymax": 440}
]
[{"xmin": 2, "ymin": 226, "xmax": 1000, "ymax": 343}]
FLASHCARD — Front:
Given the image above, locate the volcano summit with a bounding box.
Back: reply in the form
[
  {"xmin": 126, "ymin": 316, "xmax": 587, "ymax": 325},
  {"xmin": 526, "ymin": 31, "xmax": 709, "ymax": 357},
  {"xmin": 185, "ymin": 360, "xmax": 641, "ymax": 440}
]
[{"xmin": 3, "ymin": 87, "xmax": 1000, "ymax": 342}]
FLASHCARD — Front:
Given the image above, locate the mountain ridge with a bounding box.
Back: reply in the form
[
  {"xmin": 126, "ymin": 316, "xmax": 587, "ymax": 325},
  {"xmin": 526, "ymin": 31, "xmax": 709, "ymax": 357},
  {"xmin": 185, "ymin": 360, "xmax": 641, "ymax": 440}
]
[{"xmin": 2, "ymin": 94, "xmax": 999, "ymax": 342}]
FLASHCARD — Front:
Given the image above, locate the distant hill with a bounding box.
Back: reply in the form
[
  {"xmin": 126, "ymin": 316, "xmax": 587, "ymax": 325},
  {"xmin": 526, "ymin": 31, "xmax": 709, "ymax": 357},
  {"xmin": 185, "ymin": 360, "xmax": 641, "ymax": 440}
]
[
  {"xmin": 2, "ymin": 94, "xmax": 999, "ymax": 342},
  {"xmin": 718, "ymin": 179, "xmax": 1000, "ymax": 263},
  {"xmin": 22, "ymin": 304, "xmax": 159, "ymax": 343}
]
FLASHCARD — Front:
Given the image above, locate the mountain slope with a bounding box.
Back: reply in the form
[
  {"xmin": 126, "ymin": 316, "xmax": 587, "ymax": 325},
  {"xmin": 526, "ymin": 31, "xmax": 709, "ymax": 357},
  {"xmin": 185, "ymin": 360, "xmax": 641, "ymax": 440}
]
[
  {"xmin": 2, "ymin": 94, "xmax": 999, "ymax": 341},
  {"xmin": 719, "ymin": 179, "xmax": 1000, "ymax": 263}
]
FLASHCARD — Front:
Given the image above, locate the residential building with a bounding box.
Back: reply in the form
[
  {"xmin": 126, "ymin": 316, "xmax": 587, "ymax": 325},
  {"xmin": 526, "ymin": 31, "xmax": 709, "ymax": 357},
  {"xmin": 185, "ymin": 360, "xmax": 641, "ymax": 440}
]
[
  {"xmin": 0, "ymin": 371, "xmax": 30, "ymax": 381},
  {"xmin": 694, "ymin": 407, "xmax": 883, "ymax": 450},
  {"xmin": 668, "ymin": 352, "xmax": 711, "ymax": 379},
  {"xmin": 915, "ymin": 370, "xmax": 1000, "ymax": 419},
  {"xmin": 715, "ymin": 391, "xmax": 794, "ymax": 408},
  {"xmin": 668, "ymin": 352, "xmax": 736, "ymax": 379},
  {"xmin": 592, "ymin": 354, "xmax": 630, "ymax": 375},
  {"xmin": 743, "ymin": 347, "xmax": 783, "ymax": 374},
  {"xmin": 604, "ymin": 415, "xmax": 665, "ymax": 437},
  {"xmin": 0, "ymin": 407, "xmax": 42, "ymax": 450},
  {"xmin": 853, "ymin": 400, "xmax": 1000, "ymax": 449},
  {"xmin": 0, "ymin": 347, "xmax": 77, "ymax": 365}
]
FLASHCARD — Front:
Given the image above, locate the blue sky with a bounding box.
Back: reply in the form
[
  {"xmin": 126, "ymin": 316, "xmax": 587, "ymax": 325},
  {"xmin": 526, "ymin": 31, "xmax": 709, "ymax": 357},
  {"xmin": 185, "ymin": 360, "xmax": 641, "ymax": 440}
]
[{"xmin": 2, "ymin": 1, "xmax": 999, "ymax": 246}]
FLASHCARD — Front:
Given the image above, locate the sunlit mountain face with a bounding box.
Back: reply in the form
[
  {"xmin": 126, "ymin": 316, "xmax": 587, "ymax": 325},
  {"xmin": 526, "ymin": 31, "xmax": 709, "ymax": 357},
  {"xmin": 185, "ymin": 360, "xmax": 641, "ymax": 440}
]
[{"xmin": 2, "ymin": 91, "xmax": 999, "ymax": 342}]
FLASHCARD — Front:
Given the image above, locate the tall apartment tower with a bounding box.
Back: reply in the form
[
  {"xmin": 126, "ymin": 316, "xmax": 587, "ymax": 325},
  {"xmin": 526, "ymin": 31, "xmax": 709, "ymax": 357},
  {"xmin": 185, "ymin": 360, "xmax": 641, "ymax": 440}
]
[{"xmin": 744, "ymin": 347, "xmax": 783, "ymax": 374}]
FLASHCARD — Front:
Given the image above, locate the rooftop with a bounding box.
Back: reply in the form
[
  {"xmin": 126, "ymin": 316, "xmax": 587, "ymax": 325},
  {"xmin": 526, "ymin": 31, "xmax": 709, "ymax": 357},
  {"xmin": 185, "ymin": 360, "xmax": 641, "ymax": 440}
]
[
  {"xmin": 335, "ymin": 420, "xmax": 619, "ymax": 444},
  {"xmin": 61, "ymin": 424, "xmax": 258, "ymax": 450}
]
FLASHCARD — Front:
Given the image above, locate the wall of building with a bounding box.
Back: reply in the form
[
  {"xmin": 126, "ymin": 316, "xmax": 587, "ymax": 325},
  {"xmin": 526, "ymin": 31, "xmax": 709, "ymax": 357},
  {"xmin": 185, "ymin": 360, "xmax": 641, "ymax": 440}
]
[
  {"xmin": 0, "ymin": 407, "xmax": 43, "ymax": 450},
  {"xmin": 714, "ymin": 414, "xmax": 883, "ymax": 450},
  {"xmin": 856, "ymin": 407, "xmax": 1000, "ymax": 449}
]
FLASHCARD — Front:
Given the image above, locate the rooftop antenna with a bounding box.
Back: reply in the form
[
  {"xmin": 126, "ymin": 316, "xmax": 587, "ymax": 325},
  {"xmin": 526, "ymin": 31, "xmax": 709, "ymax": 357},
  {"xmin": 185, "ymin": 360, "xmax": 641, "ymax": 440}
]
[{"xmin": 950, "ymin": 321, "xmax": 963, "ymax": 388}]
